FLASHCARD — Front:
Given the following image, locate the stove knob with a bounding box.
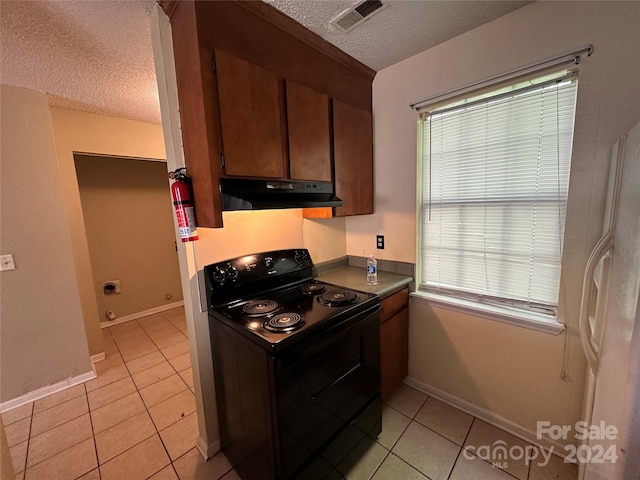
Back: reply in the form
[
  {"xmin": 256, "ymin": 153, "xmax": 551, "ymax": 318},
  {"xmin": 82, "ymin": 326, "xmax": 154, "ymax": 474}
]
[
  {"xmin": 212, "ymin": 266, "xmax": 226, "ymax": 286},
  {"xmin": 295, "ymin": 250, "xmax": 310, "ymax": 266},
  {"xmin": 227, "ymin": 265, "xmax": 238, "ymax": 283},
  {"xmin": 264, "ymin": 257, "xmax": 274, "ymax": 268}
]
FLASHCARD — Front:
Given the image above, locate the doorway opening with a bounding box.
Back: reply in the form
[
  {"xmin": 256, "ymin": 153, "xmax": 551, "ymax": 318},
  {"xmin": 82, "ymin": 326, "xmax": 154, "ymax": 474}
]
[{"xmin": 74, "ymin": 153, "xmax": 183, "ymax": 326}]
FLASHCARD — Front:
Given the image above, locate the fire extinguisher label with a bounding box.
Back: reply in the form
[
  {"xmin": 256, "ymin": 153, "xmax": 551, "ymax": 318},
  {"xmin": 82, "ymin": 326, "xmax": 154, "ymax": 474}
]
[{"xmin": 177, "ymin": 207, "xmax": 198, "ymax": 242}]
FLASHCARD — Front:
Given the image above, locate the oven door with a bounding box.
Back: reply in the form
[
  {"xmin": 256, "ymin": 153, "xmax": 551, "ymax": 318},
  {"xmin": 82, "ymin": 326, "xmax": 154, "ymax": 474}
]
[{"xmin": 273, "ymin": 304, "xmax": 381, "ymax": 479}]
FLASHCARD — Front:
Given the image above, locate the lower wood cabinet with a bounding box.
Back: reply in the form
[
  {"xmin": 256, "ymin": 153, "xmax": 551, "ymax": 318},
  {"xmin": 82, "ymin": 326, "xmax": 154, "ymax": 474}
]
[{"xmin": 380, "ymin": 288, "xmax": 409, "ymax": 400}]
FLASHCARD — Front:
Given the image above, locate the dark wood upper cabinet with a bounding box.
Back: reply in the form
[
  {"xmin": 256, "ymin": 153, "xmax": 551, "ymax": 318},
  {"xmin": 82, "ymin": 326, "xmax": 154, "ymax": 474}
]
[
  {"xmin": 215, "ymin": 50, "xmax": 286, "ymax": 179},
  {"xmin": 161, "ymin": 0, "xmax": 376, "ymax": 227},
  {"xmin": 286, "ymin": 80, "xmax": 332, "ymax": 182},
  {"xmin": 333, "ymin": 99, "xmax": 374, "ymax": 217}
]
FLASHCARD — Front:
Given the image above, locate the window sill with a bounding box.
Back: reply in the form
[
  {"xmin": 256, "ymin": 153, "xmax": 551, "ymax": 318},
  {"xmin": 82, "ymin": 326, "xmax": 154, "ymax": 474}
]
[{"xmin": 410, "ymin": 291, "xmax": 565, "ymax": 335}]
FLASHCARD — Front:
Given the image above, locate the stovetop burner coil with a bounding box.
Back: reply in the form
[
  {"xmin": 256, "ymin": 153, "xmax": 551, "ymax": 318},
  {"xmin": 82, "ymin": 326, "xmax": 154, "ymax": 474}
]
[
  {"xmin": 242, "ymin": 299, "xmax": 280, "ymax": 316},
  {"xmin": 264, "ymin": 313, "xmax": 304, "ymax": 332},
  {"xmin": 318, "ymin": 289, "xmax": 358, "ymax": 307},
  {"xmin": 299, "ymin": 282, "xmax": 326, "ymax": 295}
]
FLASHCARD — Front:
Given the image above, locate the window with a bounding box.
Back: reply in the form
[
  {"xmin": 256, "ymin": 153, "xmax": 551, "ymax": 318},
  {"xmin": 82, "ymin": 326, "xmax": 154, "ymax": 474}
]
[{"xmin": 418, "ymin": 72, "xmax": 578, "ymax": 317}]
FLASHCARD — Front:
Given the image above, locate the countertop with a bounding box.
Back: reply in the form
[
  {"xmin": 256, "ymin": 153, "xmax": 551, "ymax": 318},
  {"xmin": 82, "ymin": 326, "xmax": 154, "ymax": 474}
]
[{"xmin": 315, "ymin": 265, "xmax": 413, "ymax": 299}]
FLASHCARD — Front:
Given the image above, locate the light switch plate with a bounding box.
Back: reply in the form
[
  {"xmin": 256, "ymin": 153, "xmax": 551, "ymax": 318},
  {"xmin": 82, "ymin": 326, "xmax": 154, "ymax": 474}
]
[{"xmin": 0, "ymin": 254, "xmax": 16, "ymax": 271}]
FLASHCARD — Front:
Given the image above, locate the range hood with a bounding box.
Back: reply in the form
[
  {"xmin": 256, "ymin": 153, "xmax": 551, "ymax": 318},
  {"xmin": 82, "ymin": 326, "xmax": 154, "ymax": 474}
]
[{"xmin": 220, "ymin": 178, "xmax": 342, "ymax": 211}]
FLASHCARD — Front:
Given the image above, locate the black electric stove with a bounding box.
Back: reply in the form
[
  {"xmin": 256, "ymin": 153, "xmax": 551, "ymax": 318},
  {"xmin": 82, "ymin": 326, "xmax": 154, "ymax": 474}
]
[
  {"xmin": 205, "ymin": 249, "xmax": 380, "ymax": 351},
  {"xmin": 204, "ymin": 249, "xmax": 382, "ymax": 480}
]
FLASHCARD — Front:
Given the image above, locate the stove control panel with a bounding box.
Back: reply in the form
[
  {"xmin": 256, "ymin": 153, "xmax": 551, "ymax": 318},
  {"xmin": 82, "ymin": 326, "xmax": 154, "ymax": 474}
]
[
  {"xmin": 294, "ymin": 249, "xmax": 311, "ymax": 267},
  {"xmin": 210, "ymin": 262, "xmax": 238, "ymax": 286},
  {"xmin": 204, "ymin": 249, "xmax": 315, "ymax": 307}
]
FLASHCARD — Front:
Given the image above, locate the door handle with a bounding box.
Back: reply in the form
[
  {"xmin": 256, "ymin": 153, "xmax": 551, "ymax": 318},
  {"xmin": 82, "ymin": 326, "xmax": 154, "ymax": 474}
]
[
  {"xmin": 579, "ymin": 233, "xmax": 613, "ymax": 373},
  {"xmin": 311, "ymin": 363, "xmax": 361, "ymax": 401}
]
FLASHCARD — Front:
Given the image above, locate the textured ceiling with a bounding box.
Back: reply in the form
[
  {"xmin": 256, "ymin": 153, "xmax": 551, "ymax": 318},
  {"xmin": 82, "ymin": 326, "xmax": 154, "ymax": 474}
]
[
  {"xmin": 0, "ymin": 0, "xmax": 530, "ymax": 125},
  {"xmin": 266, "ymin": 0, "xmax": 530, "ymax": 72},
  {"xmin": 1, "ymin": 0, "xmax": 159, "ymax": 123}
]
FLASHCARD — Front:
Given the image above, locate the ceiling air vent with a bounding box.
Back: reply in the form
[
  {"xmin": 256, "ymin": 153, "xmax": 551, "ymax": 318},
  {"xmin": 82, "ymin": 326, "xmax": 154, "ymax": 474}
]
[{"xmin": 330, "ymin": 0, "xmax": 387, "ymax": 33}]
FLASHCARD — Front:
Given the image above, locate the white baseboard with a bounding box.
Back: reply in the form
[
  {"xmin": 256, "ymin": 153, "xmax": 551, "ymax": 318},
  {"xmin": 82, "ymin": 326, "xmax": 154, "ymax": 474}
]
[
  {"xmin": 196, "ymin": 434, "xmax": 221, "ymax": 460},
  {"xmin": 100, "ymin": 301, "xmax": 184, "ymax": 328},
  {"xmin": 0, "ymin": 370, "xmax": 96, "ymax": 413},
  {"xmin": 90, "ymin": 352, "xmax": 106, "ymax": 364},
  {"xmin": 403, "ymin": 376, "xmax": 570, "ymax": 457}
]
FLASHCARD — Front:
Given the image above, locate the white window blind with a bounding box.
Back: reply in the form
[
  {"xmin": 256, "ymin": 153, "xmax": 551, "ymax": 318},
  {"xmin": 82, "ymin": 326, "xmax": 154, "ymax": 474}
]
[{"xmin": 419, "ymin": 75, "xmax": 578, "ymax": 315}]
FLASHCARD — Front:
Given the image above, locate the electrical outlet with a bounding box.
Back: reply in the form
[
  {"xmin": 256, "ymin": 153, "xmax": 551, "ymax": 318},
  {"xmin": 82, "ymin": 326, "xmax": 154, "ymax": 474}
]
[
  {"xmin": 0, "ymin": 254, "xmax": 16, "ymax": 271},
  {"xmin": 376, "ymin": 235, "xmax": 385, "ymax": 249}
]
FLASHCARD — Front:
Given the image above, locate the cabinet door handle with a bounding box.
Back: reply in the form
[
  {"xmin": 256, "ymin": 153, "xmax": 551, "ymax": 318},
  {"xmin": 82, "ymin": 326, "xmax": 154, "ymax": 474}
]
[{"xmin": 220, "ymin": 153, "xmax": 225, "ymax": 169}]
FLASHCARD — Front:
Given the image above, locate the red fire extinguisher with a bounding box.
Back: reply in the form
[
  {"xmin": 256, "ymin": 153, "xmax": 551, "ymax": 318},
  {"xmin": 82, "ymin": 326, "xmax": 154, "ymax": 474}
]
[{"xmin": 169, "ymin": 168, "xmax": 198, "ymax": 242}]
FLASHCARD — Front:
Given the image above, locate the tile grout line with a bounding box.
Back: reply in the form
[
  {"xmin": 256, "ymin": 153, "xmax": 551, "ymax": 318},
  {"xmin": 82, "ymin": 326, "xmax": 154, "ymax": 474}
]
[
  {"xmin": 379, "ymin": 391, "xmax": 427, "ymax": 469},
  {"xmin": 367, "ymin": 449, "xmax": 391, "ymax": 480},
  {"xmin": 28, "ymin": 385, "xmax": 86, "ymax": 417},
  {"xmin": 400, "ymin": 407, "xmax": 478, "ymax": 457},
  {"xmin": 110, "ymin": 319, "xmax": 175, "ymax": 477},
  {"xmin": 446, "ymin": 416, "xmax": 475, "ymax": 480},
  {"xmin": 167, "ymin": 462, "xmax": 181, "ymax": 480},
  {"xmin": 16, "ymin": 402, "xmax": 34, "ymax": 477},
  {"xmin": 315, "ymin": 391, "xmax": 432, "ymax": 478},
  {"xmin": 84, "ymin": 380, "xmax": 103, "ymax": 480},
  {"xmin": 99, "ymin": 323, "xmax": 188, "ymax": 401},
  {"xmin": 9, "ymin": 309, "xmax": 190, "ymax": 480},
  {"xmin": 23, "ymin": 414, "xmax": 94, "ymax": 475},
  {"xmin": 374, "ymin": 393, "xmax": 431, "ymax": 479},
  {"xmin": 386, "ymin": 391, "xmax": 496, "ymax": 480},
  {"xmin": 108, "ymin": 314, "xmax": 195, "ymax": 479},
  {"xmin": 376, "ymin": 411, "xmax": 411, "ymax": 453},
  {"xmin": 28, "ymin": 393, "xmax": 89, "ymax": 439},
  {"xmin": 449, "ymin": 416, "xmax": 526, "ymax": 480},
  {"xmin": 142, "ymin": 309, "xmax": 195, "ymax": 480},
  {"xmin": 16, "ymin": 310, "xmax": 196, "ymax": 480}
]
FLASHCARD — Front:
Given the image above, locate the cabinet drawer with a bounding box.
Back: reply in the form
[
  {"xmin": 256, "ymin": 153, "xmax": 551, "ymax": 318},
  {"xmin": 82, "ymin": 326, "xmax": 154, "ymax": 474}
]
[{"xmin": 380, "ymin": 288, "xmax": 409, "ymax": 324}]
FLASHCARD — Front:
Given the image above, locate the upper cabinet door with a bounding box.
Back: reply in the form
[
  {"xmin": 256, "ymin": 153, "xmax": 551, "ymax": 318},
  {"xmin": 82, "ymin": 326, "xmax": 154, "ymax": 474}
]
[
  {"xmin": 215, "ymin": 50, "xmax": 286, "ymax": 178},
  {"xmin": 286, "ymin": 80, "xmax": 332, "ymax": 182},
  {"xmin": 333, "ymin": 99, "xmax": 374, "ymax": 216}
]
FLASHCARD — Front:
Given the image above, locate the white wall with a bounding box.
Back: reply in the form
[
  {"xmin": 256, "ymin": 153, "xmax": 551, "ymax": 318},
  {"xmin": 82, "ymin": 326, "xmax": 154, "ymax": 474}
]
[
  {"xmin": 192, "ymin": 212, "xmax": 346, "ymax": 270},
  {"xmin": 50, "ymin": 107, "xmax": 168, "ymax": 355},
  {"xmin": 303, "ymin": 217, "xmax": 347, "ymax": 264},
  {"xmin": 75, "ymin": 155, "xmax": 183, "ymax": 319},
  {"xmin": 357, "ymin": 1, "xmax": 640, "ymax": 444},
  {"xmin": 194, "ymin": 210, "xmax": 304, "ymax": 269},
  {"xmin": 0, "ymin": 86, "xmax": 93, "ymax": 402}
]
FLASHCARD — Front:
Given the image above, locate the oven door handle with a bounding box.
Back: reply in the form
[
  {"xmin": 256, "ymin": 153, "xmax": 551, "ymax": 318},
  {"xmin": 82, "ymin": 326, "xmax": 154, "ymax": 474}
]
[{"xmin": 311, "ymin": 362, "xmax": 362, "ymax": 401}]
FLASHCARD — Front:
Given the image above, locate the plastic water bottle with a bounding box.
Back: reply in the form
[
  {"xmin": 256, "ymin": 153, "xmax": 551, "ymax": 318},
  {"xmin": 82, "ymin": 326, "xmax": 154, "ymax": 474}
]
[{"xmin": 366, "ymin": 254, "xmax": 378, "ymax": 286}]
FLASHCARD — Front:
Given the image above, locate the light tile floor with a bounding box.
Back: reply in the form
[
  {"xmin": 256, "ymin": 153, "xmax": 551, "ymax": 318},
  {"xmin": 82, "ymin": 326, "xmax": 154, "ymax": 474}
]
[
  {"xmin": 3, "ymin": 307, "xmax": 578, "ymax": 480},
  {"xmin": 314, "ymin": 385, "xmax": 578, "ymax": 480},
  {"xmin": 3, "ymin": 307, "xmax": 237, "ymax": 480}
]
